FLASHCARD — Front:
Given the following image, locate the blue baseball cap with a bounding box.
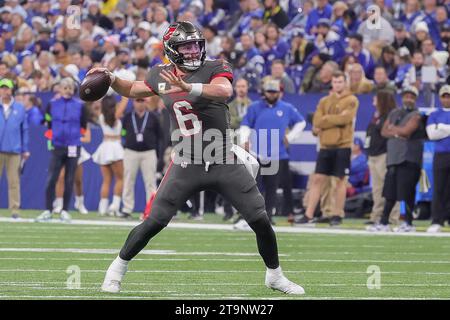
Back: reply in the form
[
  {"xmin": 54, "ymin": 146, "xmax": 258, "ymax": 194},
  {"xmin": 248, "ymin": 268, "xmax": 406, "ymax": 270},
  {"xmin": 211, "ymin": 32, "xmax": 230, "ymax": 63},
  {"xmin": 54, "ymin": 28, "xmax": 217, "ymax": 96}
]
[
  {"xmin": 249, "ymin": 11, "xmax": 263, "ymax": 19},
  {"xmin": 317, "ymin": 18, "xmax": 331, "ymax": 28},
  {"xmin": 48, "ymin": 9, "xmax": 60, "ymax": 16}
]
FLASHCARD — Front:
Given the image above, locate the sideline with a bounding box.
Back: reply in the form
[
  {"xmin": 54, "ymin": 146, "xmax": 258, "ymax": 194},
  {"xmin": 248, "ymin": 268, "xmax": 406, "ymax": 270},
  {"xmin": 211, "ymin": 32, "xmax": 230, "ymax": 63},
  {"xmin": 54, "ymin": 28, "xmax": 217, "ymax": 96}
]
[{"xmin": 0, "ymin": 217, "xmax": 449, "ymax": 238}]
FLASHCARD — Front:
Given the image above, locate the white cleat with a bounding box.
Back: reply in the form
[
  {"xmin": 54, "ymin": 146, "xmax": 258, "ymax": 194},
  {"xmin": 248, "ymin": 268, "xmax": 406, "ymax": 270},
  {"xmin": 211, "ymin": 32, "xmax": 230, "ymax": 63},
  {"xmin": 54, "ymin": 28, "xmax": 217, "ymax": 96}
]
[
  {"xmin": 366, "ymin": 223, "xmax": 391, "ymax": 232},
  {"xmin": 53, "ymin": 206, "xmax": 63, "ymax": 214},
  {"xmin": 265, "ymin": 273, "xmax": 305, "ymax": 295},
  {"xmin": 75, "ymin": 202, "xmax": 89, "ymax": 215},
  {"xmin": 101, "ymin": 279, "xmax": 121, "ymax": 293},
  {"xmin": 427, "ymin": 224, "xmax": 442, "ymax": 233},
  {"xmin": 108, "ymin": 204, "xmax": 119, "ymax": 217},
  {"xmin": 35, "ymin": 210, "xmax": 52, "ymax": 222},
  {"xmin": 101, "ymin": 257, "xmax": 128, "ymax": 294},
  {"xmin": 78, "ymin": 205, "xmax": 89, "ymax": 215},
  {"xmin": 75, "ymin": 197, "xmax": 89, "ymax": 215},
  {"xmin": 60, "ymin": 210, "xmax": 72, "ymax": 223},
  {"xmin": 393, "ymin": 222, "xmax": 416, "ymax": 233}
]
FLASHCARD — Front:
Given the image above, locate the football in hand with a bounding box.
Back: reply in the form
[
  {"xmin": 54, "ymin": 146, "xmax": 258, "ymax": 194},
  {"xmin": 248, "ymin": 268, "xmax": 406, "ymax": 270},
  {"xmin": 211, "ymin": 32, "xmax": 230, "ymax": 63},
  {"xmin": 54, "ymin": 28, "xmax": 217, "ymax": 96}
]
[{"xmin": 79, "ymin": 71, "xmax": 112, "ymax": 102}]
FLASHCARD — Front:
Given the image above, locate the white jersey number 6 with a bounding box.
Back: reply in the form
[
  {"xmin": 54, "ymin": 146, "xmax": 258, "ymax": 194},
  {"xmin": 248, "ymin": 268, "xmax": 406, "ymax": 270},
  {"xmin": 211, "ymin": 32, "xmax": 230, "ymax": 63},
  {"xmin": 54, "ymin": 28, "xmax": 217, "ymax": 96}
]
[{"xmin": 173, "ymin": 100, "xmax": 201, "ymax": 136}]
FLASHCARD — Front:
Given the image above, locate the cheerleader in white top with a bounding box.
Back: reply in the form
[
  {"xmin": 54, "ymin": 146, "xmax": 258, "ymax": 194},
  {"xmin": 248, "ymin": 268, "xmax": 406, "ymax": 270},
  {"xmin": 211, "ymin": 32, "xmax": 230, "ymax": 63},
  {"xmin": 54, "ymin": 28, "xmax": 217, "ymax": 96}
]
[{"xmin": 92, "ymin": 95, "xmax": 129, "ymax": 216}]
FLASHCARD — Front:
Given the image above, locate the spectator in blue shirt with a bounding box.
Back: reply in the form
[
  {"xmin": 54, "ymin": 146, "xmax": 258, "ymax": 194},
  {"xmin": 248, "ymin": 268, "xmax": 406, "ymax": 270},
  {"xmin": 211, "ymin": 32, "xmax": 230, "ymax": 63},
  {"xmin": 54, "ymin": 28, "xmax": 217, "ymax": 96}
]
[
  {"xmin": 436, "ymin": 5, "xmax": 450, "ymax": 33},
  {"xmin": 305, "ymin": 0, "xmax": 332, "ymax": 35},
  {"xmin": 394, "ymin": 47, "xmax": 413, "ymax": 88},
  {"xmin": 314, "ymin": 18, "xmax": 345, "ymax": 63},
  {"xmin": 421, "ymin": 5, "xmax": 444, "ymax": 50},
  {"xmin": 425, "ymin": 85, "xmax": 450, "ymax": 232},
  {"xmin": 399, "ymin": 0, "xmax": 424, "ymax": 31},
  {"xmin": 23, "ymin": 94, "xmax": 43, "ymax": 127},
  {"xmin": 347, "ymin": 137, "xmax": 369, "ymax": 197},
  {"xmin": 240, "ymin": 33, "xmax": 264, "ymax": 72},
  {"xmin": 1, "ymin": 24, "xmax": 14, "ymax": 53},
  {"xmin": 347, "ymin": 33, "xmax": 376, "ymax": 79},
  {"xmin": 230, "ymin": 0, "xmax": 263, "ymax": 38},
  {"xmin": 110, "ymin": 12, "xmax": 133, "ymax": 43},
  {"xmin": 0, "ymin": 78, "xmax": 29, "ymax": 217},
  {"xmin": 335, "ymin": 8, "xmax": 360, "ymax": 39},
  {"xmin": 199, "ymin": 0, "xmax": 227, "ymax": 32},
  {"xmin": 263, "ymin": 23, "xmax": 290, "ymax": 75},
  {"xmin": 240, "ymin": 78, "xmax": 306, "ymax": 223}
]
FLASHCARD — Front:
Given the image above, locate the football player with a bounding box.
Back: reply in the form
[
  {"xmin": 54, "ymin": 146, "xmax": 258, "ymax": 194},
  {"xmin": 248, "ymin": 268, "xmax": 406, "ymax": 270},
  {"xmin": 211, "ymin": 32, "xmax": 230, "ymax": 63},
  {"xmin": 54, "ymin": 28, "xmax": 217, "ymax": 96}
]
[{"xmin": 88, "ymin": 21, "xmax": 304, "ymax": 295}]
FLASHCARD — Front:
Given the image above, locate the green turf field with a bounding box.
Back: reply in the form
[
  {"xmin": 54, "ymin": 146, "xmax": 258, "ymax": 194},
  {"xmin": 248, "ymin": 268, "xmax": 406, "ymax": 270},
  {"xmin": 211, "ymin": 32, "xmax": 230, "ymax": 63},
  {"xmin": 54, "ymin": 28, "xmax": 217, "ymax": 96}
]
[{"xmin": 0, "ymin": 210, "xmax": 449, "ymax": 300}]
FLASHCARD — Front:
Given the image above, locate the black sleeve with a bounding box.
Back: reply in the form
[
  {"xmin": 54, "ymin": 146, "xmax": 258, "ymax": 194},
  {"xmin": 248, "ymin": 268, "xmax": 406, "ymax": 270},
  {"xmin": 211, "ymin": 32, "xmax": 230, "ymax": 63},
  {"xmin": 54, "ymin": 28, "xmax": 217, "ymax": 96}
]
[
  {"xmin": 80, "ymin": 105, "xmax": 88, "ymax": 130},
  {"xmin": 275, "ymin": 10, "xmax": 289, "ymax": 29},
  {"xmin": 305, "ymin": 42, "xmax": 315, "ymax": 62}
]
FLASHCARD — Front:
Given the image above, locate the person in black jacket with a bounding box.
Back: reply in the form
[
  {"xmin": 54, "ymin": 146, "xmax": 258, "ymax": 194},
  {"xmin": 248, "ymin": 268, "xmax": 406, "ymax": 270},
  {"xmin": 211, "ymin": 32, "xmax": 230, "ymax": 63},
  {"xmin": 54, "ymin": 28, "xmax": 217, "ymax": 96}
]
[
  {"xmin": 365, "ymin": 90, "xmax": 400, "ymax": 226},
  {"xmin": 262, "ymin": 0, "xmax": 289, "ymax": 29}
]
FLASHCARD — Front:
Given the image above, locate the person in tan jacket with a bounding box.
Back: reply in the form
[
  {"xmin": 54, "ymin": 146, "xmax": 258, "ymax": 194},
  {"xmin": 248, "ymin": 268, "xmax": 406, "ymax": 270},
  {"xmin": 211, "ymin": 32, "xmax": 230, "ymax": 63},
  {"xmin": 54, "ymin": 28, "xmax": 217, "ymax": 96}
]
[{"xmin": 296, "ymin": 71, "xmax": 359, "ymax": 226}]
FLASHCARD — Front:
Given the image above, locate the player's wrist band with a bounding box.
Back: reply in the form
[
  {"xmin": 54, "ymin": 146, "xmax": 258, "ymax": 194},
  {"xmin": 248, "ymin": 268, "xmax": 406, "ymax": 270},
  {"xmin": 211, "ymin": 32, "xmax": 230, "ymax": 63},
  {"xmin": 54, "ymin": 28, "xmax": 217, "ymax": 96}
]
[{"xmin": 189, "ymin": 83, "xmax": 203, "ymax": 96}]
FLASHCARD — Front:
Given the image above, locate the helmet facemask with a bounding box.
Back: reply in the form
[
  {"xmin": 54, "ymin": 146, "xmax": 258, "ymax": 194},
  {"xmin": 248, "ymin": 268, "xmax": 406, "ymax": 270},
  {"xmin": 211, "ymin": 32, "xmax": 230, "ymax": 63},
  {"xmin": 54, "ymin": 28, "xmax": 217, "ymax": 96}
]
[{"xmin": 170, "ymin": 40, "xmax": 206, "ymax": 71}]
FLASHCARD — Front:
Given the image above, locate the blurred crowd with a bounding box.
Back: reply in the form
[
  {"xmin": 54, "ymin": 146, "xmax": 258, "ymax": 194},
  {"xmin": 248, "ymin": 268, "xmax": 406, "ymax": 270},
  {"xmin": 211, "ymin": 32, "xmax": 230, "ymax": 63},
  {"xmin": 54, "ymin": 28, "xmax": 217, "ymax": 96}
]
[{"xmin": 0, "ymin": 0, "xmax": 450, "ymax": 104}]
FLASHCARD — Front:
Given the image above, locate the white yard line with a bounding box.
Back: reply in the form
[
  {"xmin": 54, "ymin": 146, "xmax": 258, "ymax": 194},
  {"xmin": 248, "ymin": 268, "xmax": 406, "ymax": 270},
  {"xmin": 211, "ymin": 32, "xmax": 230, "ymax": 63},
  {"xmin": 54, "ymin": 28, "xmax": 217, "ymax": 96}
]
[
  {"xmin": 0, "ymin": 248, "xmax": 174, "ymax": 254},
  {"xmin": 0, "ymin": 256, "xmax": 449, "ymax": 264},
  {"xmin": 1, "ymin": 269, "xmax": 450, "ymax": 275},
  {"xmin": 0, "ymin": 248, "xmax": 274, "ymax": 256},
  {"xmin": 1, "ymin": 217, "xmax": 449, "ymax": 238},
  {"xmin": 3, "ymin": 281, "xmax": 450, "ymax": 288}
]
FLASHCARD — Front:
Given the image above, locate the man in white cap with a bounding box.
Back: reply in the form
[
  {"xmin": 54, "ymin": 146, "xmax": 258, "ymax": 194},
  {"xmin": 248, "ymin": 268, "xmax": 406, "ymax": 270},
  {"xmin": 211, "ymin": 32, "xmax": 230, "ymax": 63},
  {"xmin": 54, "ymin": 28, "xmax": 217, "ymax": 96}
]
[
  {"xmin": 61, "ymin": 64, "xmax": 80, "ymax": 83},
  {"xmin": 6, "ymin": 0, "xmax": 27, "ymax": 19},
  {"xmin": 239, "ymin": 77, "xmax": 306, "ymax": 225},
  {"xmin": 151, "ymin": 6, "xmax": 170, "ymax": 40},
  {"xmin": 101, "ymin": 35, "xmax": 120, "ymax": 66},
  {"xmin": 111, "ymin": 12, "xmax": 132, "ymax": 43},
  {"xmin": 414, "ymin": 21, "xmax": 431, "ymax": 49},
  {"xmin": 137, "ymin": 21, "xmax": 158, "ymax": 52},
  {"xmin": 426, "ymin": 85, "xmax": 450, "ymax": 233}
]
